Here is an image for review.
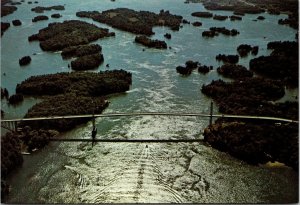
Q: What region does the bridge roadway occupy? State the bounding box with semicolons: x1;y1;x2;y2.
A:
1;112;298;123
1;112;297;144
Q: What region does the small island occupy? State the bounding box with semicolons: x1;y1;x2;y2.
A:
217;64;253;79
135;36;167;49
192;21;202;27
71;53;104;70
216;54;239;64
51;13;62;18
176;60;213;75
12;19;22;26
202;27;239;38
191;11;213;18
28;20;115;51
213;15;228;21
230;15;242;21
32;15;49;22
176;60;199;75
19;56;31;66
237;44;259;57
198;65;213;74
250;41;298;87
31;5;65;13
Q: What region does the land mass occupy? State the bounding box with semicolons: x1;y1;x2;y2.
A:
188;0;298;29
28;20;115;51
31;5;65;13
2;69;132;202
76;8;185;36
250;41;298;87
9;70;132;155
202;37;298;170
13;70;131;146
28;20;114;70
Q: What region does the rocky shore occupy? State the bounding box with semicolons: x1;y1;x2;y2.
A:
76;8;185;36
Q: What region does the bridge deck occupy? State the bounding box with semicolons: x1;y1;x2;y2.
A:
1;112;298;123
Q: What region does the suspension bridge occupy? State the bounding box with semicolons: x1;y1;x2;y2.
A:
1;103;298;143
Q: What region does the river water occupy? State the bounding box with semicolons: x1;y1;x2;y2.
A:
1;0;298;203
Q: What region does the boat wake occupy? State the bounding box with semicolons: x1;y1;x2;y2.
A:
64;143;185;203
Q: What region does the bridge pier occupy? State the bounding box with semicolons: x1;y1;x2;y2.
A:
92;112;97;146
209;101;213;126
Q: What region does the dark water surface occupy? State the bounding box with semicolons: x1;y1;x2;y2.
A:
1;0;298;203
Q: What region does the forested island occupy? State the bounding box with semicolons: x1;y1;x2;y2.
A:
1;70;132;201
76;8;186;35
202;40;298;171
